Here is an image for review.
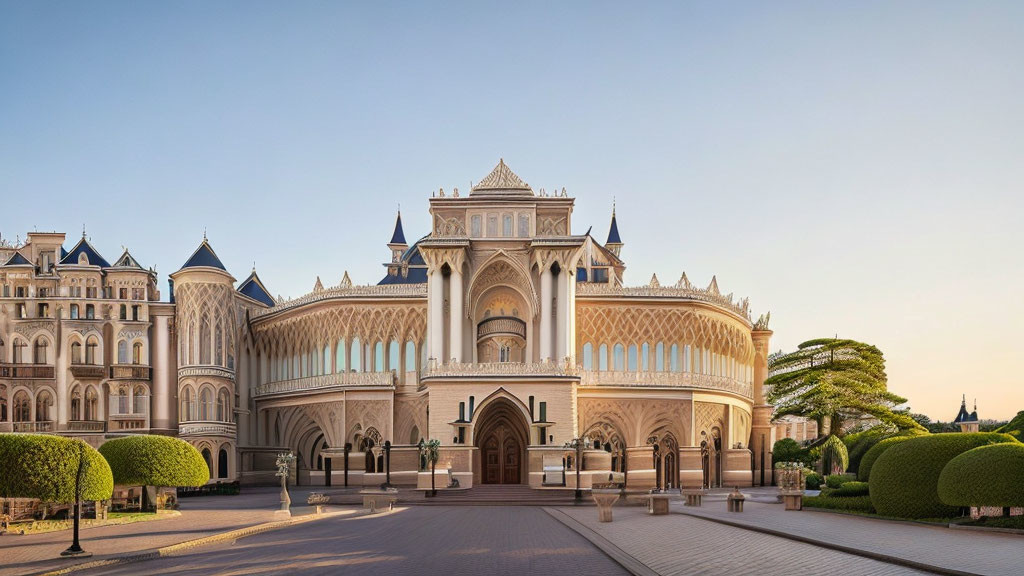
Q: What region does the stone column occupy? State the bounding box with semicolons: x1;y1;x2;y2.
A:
555;266;568;363
449;263;463;363
151;312;171;432
750;329;775;486
539;264;553;362
428;268;444;363
237;346;250;446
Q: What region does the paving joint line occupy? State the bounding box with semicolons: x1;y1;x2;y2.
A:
543;507;659;576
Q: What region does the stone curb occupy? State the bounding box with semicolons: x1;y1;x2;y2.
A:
674;508;978;576
29;509;347;576
542;507;658;576
947;523;1024;536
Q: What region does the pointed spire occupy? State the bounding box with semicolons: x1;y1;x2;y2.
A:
606;199;623;258
313;276;324;292
470;159;532;195
675;273;691;289
340;271;352;288
707;275;720;295
389;209;407;245
649;273;660;288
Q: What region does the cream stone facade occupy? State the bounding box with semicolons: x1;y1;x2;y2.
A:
0;160;777;491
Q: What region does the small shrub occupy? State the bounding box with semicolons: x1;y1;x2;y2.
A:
804;494;874;513
821;435;849;474
938;443;1024;508
772;438;812;467
0;434;113;503
869;432;1019;519
805;472;823;490
825;473;857;489
833;481;870;497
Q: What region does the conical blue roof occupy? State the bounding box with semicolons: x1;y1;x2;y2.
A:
390;211;407;245
607;210;622;244
60;237;110;267
180;239;226;271
2;251;31;267
237;271;275;307
953;396;973;423
110;249;144;269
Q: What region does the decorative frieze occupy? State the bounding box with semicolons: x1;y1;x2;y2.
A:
579;370;753;398
253;371;395;398
252;283;427;318
577;279;753;322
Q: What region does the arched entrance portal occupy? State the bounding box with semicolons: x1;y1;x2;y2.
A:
474;397;529;484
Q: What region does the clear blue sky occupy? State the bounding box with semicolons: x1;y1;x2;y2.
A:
2;1;1022;420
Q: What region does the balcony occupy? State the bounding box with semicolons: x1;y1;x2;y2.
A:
70;364;105;379
12;421;54;433
0;364;55;379
179;421;237;437
477;316;527;341
110;364;152;380
66;420;106;433
579;370;753;398
423;361;578;379
253;371;394;398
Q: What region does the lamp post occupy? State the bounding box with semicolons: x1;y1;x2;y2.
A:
275;452;295;516
382;441;392;489
425;439;440;497
564;436;588;502
343;443;351;487
60;443;89;558
648;435;661;492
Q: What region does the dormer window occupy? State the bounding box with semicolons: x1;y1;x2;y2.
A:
502;214;512;236
78;253;88;265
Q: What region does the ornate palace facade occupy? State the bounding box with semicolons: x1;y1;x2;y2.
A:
0;160;776;490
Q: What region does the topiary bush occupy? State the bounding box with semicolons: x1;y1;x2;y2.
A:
995;410;1024;441
832;480;870;497
825;473;857;489
869;432;1019;519
844;427;890;474
821;435;849;475
805;471;823;490
772;438;805;466
0;434;113;503
99;435;209;488
938;443;1024;509
859;436;911;482
804;494;874;512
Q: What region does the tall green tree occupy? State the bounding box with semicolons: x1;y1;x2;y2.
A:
766;338;923;437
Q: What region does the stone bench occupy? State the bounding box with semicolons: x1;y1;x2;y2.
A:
681;489;706;507
643;492;675;516
307;493;331;514
359;489;398;514
727;487;745;513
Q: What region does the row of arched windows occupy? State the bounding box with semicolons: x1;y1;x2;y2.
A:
0;385;53;422
200;445;231;480
259;338;425;384
581;342;752;383
116;340;145;365
179;384;233;423
2;336;52;365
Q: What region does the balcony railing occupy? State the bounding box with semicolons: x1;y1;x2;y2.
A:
66;420;106;433
179;421;237;437
579;370;753;398
12;421;54;433
70;364;105;379
477;316;527;341
424;361;579;378
110;364;152;380
109;395;149;418
253;371;394;397
0;364;55;379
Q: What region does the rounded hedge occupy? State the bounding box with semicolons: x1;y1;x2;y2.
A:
99;435;209;488
821;434;849;474
869;432;1019;519
938;443;1024;508
0;434;113;502
859;436;911;482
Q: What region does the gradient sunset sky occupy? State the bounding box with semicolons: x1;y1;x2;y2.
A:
2;2;1021;420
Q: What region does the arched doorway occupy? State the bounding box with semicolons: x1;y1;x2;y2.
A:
473;397;529;485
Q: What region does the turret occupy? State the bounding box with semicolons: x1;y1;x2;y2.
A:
953;394;980;433
606;203;623;258
387;209;408;264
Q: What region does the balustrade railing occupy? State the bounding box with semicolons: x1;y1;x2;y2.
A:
424;361;578;378
12;421;54;433
579;370;752;397
110;364;152;380
66;420;106;433
0;364;55;379
476;316;527;340
179;421;236;437
253;371;395;397
70;364;105;379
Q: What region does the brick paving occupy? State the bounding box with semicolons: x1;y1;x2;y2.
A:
552;504;934;576
75;506;628;576
0;487;293;576
675;499;1023;576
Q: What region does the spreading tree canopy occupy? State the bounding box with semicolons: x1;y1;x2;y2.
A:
0;434;113;503
99;435;209;488
765;338;923;436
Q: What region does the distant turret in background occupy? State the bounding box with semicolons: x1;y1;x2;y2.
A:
606;203;623;258
953;395;980;433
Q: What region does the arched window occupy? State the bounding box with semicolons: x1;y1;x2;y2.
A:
336;340;346;372
118;387;128;415
12;339;26;364
627;345;638;371
409;425;420;445
200;388;213;420
582;343;593;370
117;340;128;364
180;387;195;422
598;344;608;371
292;353;299;378
14;391;31;422
671;344;680;372
374;342;384;372
350;337;361;372
655;342;665;371
613;344;625;371
70;304;79;319
85;387;98;420
70;387;82;421
0;385;7;422
641;343;650;371
215;325;223;366
36;390;53;421
301;352;309;377
683;345;691;372
202;448;213;478
85;304;95;319
133;342;143;365
389;340;400;372
200;319;211;365
34;338;49;364
405;341;416;372
216;389;230;422
133;385;146;414
86;337;98;365
323;345;331;375
218;448;229;479
70;341;83;365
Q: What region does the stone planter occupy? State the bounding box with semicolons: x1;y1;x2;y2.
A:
591;488;621;522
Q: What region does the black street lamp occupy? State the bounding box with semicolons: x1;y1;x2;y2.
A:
343;443;352;487
564;436;588;502
60;443;90;558
382;441;393;488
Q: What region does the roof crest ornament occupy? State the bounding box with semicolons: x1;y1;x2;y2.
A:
470;159;532;195
649;273;660;288
340;271;352;288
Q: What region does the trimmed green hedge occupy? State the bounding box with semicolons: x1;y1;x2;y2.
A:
821;435;849;475
805;471;823;490
859;436;911;481
825;474;857;489
772;438;806;466
99;435;209;488
844;427;890;473
832;481;870;497
869;433;1019;519
995;410;1024;441
938;443;1024;508
0;434;113;503
804;494;874;512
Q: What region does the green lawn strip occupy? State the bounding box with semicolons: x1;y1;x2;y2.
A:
9;510;179;535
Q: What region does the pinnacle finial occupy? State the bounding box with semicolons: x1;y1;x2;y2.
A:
203;227;207;241
82;223;86;238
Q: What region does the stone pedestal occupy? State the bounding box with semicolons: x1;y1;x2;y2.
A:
681;489;705;507
360;488;399;514
646;493;673;515
591;489;621;522
781;492;803;511
727;488;745;513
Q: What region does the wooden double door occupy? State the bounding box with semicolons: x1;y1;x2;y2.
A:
481;425;522;484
